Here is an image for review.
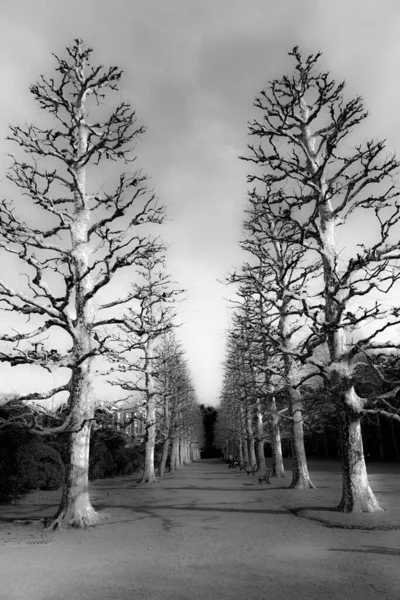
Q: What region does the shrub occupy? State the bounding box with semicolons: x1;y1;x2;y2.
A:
89;441;117;480
89;428;145;480
0;429;64;503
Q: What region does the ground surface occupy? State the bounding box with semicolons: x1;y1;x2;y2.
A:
1;458;400;600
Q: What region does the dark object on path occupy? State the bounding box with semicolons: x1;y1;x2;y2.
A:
245;464;258;476
258;469;272;485
239;462;247;471
233;458;240;469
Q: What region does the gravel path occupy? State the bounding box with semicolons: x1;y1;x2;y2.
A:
1;459;400;600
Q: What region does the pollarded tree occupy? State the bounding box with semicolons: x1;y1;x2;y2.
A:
243;47;400;512
155;333;183;477
169;366;198;471
110;254;180;483
230;189;318;487
0;40;164;528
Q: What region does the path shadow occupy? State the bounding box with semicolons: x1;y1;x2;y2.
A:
329;546;400;556
100;503;291;515
157;486;290;492
289;506;338;514
0;504;57;522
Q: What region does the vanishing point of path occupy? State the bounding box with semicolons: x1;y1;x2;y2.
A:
1;459;400;600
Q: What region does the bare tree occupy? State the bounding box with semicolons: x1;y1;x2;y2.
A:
236;190;318;487
242;47;400;511
0;40;164;528
110;254;180;483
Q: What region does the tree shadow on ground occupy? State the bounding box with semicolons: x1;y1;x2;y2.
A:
329;546;400;556
0;504;56;522
288;506;338;514
93;503;291;516
155;486;290;492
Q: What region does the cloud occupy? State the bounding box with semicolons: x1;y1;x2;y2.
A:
1;0;400;406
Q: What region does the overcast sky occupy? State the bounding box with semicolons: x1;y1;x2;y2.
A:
1;0;400;407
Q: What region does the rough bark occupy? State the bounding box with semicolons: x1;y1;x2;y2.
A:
241;437;249;464
255;398;266;471
238;438;244;464
46;422;102;530
158;394;170;477
139;336;158;483
140;398;157;483
170;436;181;471
270;397;285;477
289;390;315;489
337;391;383;512
158;437;170;477
246;413;257;466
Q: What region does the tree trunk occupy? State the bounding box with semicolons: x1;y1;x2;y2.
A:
255;399;266;472
140;397;157;483
193;443;200;460
181;439;189;465
238;438;244;463
158;437;170;477
242;438;249;464
170;437;181;471
289;390;314;489
270;397;285;477
47;80;100;528
246;415;257;466
337;394;383;512
46;421;101;530
179;438;187;465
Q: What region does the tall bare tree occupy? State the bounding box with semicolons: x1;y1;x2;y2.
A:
242;47;400;512
0;40;164;528
239;190;317;487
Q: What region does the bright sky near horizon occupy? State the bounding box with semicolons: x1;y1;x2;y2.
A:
1;0;400;407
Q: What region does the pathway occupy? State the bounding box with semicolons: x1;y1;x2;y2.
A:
0;458;399;600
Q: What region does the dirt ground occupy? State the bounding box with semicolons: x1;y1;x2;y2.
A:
1;458;400;600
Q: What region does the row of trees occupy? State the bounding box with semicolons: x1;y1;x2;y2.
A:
216;48;400;513
0;40;203;529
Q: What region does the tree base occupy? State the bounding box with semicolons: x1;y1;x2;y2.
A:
43;506;109;531
289;478;315;490
138;473;159;484
337;493;384;513
272;470;286;478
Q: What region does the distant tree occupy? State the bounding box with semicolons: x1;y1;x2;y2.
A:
110;254;180;483
228;189;318;487
200;404;218;457
0;40;164;528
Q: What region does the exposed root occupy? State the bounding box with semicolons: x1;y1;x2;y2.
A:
337;497;384;514
43;507;109;531
289;479;316;490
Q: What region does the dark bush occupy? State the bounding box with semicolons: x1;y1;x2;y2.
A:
89;428;145;480
0;428;64;503
89;441;117;480
15;442;64;491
